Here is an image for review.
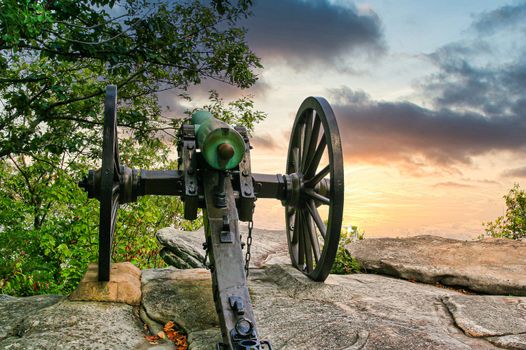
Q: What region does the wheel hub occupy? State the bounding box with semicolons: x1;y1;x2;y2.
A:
282;173;330;208
282;172;303;208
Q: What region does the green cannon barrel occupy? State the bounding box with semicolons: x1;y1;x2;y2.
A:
191;110;246;170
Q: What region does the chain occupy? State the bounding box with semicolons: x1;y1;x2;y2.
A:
202;242;210;270
244;205;255;277
244;219;253;277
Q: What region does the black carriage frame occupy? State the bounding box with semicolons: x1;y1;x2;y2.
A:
79;85;344;349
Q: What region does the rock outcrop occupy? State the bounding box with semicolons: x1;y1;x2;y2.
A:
156;228;207;269
2;229;526;349
141;264;526;349
156;227;290;269
346;235;526;296
0;295;154;349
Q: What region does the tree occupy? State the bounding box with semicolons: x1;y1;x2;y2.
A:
0;0;261;159
0;0;266;295
483;184;526;240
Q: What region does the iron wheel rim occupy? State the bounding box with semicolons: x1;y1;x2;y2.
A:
98;85;121;281
284;97;344;282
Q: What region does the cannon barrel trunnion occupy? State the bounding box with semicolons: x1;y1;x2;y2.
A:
79;85;344;349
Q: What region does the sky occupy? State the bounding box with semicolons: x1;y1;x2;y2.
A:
167;0;526;239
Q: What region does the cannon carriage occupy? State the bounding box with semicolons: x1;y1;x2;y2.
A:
79;85;344;349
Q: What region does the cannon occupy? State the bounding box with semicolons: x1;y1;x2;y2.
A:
79;85;344;349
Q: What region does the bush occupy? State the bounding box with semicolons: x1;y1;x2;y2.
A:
482;184;526;240
331;226;364;274
0;157;200;296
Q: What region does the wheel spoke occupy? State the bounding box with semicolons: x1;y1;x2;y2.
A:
292;147;300;172
110;194;119;254
303;116;321;173
114;125;121;173
304;188;330;205
297;123;304;171
291;210;298;244
305;136;326;177
307;199;326;239
297;210;305;267
306;164;330;187
301;209;314;272
305;213;321;262
301;110;313;170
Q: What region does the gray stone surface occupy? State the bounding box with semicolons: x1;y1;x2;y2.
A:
0;294;65;341
3;230;525;349
157;228;206;268
443;295;526;338
156;227;289;269
141;264;526;349
252;265;495;350
487;334;526;350
141;267;219;334
0;297;154;350
187;329;222;350
347;235;526;295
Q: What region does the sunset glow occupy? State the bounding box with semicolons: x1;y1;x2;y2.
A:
165;0;526;239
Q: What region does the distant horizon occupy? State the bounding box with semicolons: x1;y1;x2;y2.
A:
159;0;526;239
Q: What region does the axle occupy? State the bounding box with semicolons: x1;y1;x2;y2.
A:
79;169;329;207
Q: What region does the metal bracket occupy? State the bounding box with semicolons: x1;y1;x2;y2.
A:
214;171;228;208
234;126;256;222
220;214;234;243
229;296;245;315
180;124;199;220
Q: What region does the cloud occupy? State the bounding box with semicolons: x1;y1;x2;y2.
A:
185;77;270;101
251;133;281;151
331;86;526;171
154;77;270;121
324;3;526;174
244;0;385;67
502;166;526;178
432;182;474;188
422;43;526;117
471;2;526;34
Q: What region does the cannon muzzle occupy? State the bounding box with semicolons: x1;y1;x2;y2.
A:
191;110;245;170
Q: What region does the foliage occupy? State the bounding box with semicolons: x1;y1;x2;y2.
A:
0;144;198;296
0;0;260;158
481;184;526;240
331;225;364;274
0;0;266;296
199;90;266;135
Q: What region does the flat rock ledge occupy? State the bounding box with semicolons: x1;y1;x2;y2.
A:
2;228;526;349
1;264;526;349
347;235;526;296
0;295;154;350
140;265;526;350
156;227;290;269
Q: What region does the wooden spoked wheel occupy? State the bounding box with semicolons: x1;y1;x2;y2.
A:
98;85;122;281
284;97;344;282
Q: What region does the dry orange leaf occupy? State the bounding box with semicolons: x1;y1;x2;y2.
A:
145;335;159;345
143;320;188;350
164;321;175;332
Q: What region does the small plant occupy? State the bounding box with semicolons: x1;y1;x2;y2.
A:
481;184;526;240
331;225;364;274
